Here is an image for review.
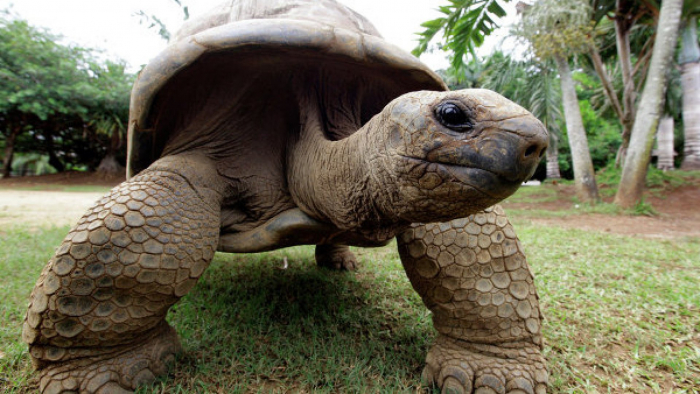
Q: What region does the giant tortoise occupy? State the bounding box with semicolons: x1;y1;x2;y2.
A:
23;0;549;392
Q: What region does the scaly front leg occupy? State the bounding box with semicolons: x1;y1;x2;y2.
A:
23;154;223;393
398;205;547;394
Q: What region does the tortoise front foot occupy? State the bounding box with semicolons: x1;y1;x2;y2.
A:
397;208;549;393
423;335;547;394
38;322;181;394
315;244;358;270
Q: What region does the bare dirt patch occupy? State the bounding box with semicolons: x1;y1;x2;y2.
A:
0;172;123;229
0;189;107;229
0;171;124;188
506;181;700;239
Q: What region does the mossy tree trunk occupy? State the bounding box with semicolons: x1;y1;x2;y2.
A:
656;116;675;171
555;55;599;202
546;136;561;179
680;16;700;170
613;0;638;166
615;0;683;208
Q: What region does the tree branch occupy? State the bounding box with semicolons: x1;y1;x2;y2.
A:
588;45;625;121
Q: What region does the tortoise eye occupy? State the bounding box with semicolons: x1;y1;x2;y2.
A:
435;102;473;132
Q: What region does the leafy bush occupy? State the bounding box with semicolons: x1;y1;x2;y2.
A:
554;99;621;180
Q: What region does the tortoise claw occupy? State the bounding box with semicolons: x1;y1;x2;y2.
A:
422;335;547;394
37;323;181;394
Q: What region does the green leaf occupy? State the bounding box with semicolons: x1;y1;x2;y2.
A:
421;18;446;29
487;1;507;18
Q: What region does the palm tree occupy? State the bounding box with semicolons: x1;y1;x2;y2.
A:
587;1;657;165
655;57;683;170
615;0;683;207
656;116;675;170
530;64;564;179
517;0;600;201
589;0;700;172
679;10;700;169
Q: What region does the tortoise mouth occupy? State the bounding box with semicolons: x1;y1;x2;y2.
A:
399;156;522;200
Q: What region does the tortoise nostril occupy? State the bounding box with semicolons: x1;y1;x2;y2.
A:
524;144;538;158
538;148;546;159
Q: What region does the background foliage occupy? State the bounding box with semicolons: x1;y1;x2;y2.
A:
0;11;133;177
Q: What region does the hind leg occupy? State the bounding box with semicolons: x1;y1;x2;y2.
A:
398;205;547;393
315;244;358;270
23;154;224;393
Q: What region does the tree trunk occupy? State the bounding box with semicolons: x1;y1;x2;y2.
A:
1;125;22;178
589;45;625;123
679;17;700;170
546;136;561;179
590;42;632;167
656;116;674;171
681;61;700;169
96;154;124;175
2;142;15;178
615;0;682;208
97;126;124;175
614;0;637;167
44;129;65;172
555;55;600;202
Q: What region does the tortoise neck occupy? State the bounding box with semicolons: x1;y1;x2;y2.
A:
288;99;407;241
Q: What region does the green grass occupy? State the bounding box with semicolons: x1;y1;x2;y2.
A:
506;201;656;219
520;225;700;393
0;226;72;392
1;220;698;393
503;184;561;205
147;245;434;393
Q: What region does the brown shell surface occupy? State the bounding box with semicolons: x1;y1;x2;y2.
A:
126;0;446;177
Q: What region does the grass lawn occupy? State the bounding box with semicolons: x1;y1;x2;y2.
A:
1;204;698;392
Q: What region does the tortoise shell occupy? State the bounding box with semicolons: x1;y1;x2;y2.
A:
126;0;446;177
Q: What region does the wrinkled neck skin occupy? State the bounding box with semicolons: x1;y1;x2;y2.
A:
288;92;406;243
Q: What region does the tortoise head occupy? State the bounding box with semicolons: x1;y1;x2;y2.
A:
374;89;548;223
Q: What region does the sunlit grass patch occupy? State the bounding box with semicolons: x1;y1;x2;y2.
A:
522;225;700;392
0;225;70;393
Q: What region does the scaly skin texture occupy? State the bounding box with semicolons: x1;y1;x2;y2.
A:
23;154;223;393
398;205;547;394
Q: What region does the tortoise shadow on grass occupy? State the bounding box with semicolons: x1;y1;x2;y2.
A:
159;247;434;391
